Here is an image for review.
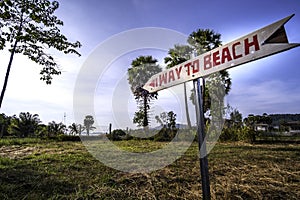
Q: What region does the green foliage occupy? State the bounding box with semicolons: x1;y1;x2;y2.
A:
269;114;300;125
0;113;11;137
152;128;177;142
128;56;161;92
164;45;193;128
241;113;273;143
0;111;76;139
164;44;193;68
0;0;81;108
188;29;221;54
218;108;257;143
244;114;272;127
0;137;42;146
127;56;162;127
237;126;257;143
0;0;81;83
69;123;83;135
155;111;177;130
187;29;231;114
229;108;243;127
153;111;178;142
54;135;81;141
35;123;48;137
219;127;239;142
107;129;128;141
8;112;41;137
47;121;66;137
83;115;95;136
133;109;146;127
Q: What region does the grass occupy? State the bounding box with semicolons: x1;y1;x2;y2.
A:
0;137;43;147
0;138;299;199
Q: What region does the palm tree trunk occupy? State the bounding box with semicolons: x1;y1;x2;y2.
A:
183;83;191;128
0;14;23;108
143;94;148;127
86;125;90;136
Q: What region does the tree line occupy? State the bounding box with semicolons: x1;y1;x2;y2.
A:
0;112;95;138
1;1;297;144
1;1;230;136
1;109;297;143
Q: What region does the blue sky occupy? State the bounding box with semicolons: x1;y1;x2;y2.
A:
0;0;300;129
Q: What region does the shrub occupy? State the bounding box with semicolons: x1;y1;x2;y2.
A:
152;128;177;142
108;129;127;141
237;127;257;143
219;127;239;142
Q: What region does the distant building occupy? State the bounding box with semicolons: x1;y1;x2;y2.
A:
285;121;300;133
255;123;269;132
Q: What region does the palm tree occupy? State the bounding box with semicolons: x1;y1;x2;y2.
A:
164;44;193;128
188;29;232;113
36;124;48;137
127;56;162;127
84;115;95;136
68;123;83;135
9;112;41;137
188;29;222;54
0;113;11;138
47;121;66;137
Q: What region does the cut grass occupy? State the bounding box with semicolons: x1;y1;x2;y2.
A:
0;138;299;199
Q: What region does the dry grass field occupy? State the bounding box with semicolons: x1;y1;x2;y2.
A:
0;138;299;199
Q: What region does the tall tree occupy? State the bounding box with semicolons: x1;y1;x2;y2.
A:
0;0;81;108
164;44;193;128
188;29;231;113
84;115;94;136
127;56;162;127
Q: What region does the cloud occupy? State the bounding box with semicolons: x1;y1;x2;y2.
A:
227;79;300;115
0;48;83;124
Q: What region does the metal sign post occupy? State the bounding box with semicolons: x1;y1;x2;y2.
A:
194;78;210;200
143;14;299;199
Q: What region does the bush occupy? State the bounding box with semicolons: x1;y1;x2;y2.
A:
108;129;127;141
219;127;239;142
237;127;257;143
152;128;177;142
58;135;81;141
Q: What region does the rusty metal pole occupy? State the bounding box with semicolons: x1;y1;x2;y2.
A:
193;78;211;200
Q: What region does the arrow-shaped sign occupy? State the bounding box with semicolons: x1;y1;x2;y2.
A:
143;14;300;93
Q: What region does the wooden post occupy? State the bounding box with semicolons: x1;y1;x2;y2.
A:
109;123;112;135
